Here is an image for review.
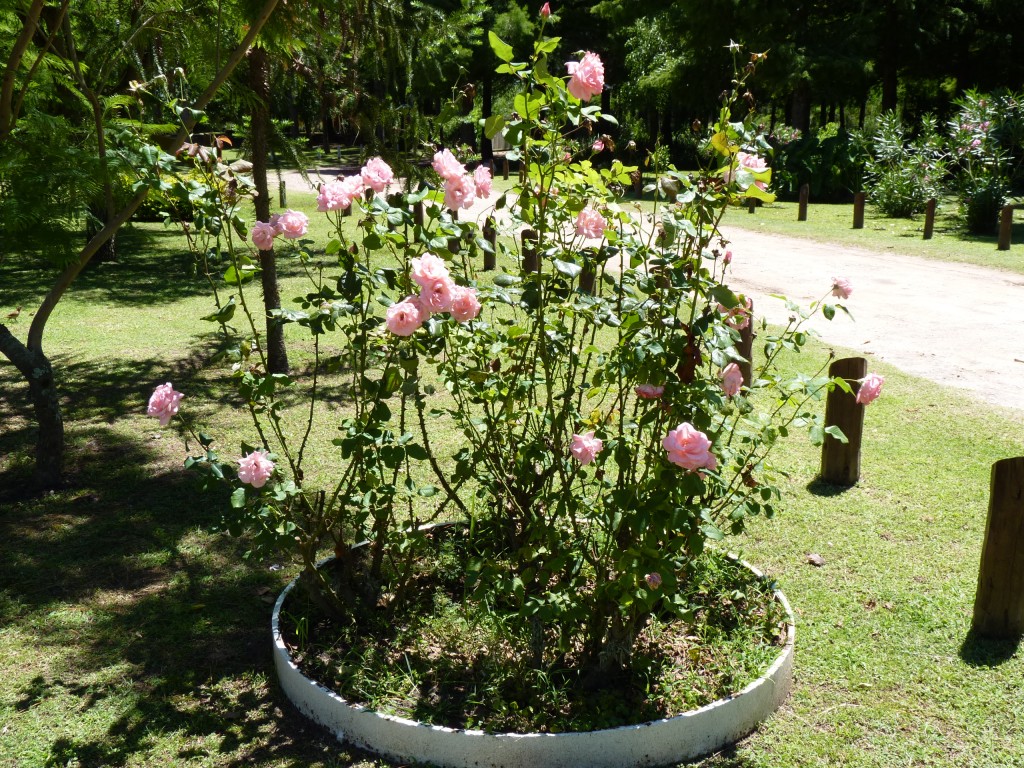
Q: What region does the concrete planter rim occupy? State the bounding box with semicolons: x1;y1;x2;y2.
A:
272;552;795;768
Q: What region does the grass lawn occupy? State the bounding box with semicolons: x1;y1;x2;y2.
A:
721;197;1024;276
1;194;1023;767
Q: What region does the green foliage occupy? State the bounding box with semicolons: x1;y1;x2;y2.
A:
771;128;869;203
865;113;945;217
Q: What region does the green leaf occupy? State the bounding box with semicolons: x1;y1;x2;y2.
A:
710;285;740;308
223;265;255;285
822;303;836;321
493;273;521;287
484;114;505;140
825;425;848;443
488;31;514;63
701;523;725;541
553;259;582;279
230;487;246;509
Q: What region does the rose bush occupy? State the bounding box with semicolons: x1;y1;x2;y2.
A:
151;28;873;676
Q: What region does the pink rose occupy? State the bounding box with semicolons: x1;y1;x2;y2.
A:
566;52;604;102
723;249;733;265
410;252;451;289
318;175;364;211
432;148;465;181
147;382;183;427
645;572;662;590
719;297;752;331
419;277;456;314
473;165;493;198
444;173;477;210
575;206;606;239
450;285;482;322
275;209;309;239
831;276;852;300
570;431;603;465
361;157;394;193
540;2;551;18
855;373;884;405
592;139;605;153
386;296;427;336
251;221;277;251
635;384;664;400
720;363;743;398
663;422;717;472
725;151;768;190
238;449;275;489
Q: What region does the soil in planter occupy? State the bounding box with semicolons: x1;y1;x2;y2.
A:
279;530;789;734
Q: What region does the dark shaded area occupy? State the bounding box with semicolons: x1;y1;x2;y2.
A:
805;478;854;497
959;627;1021;668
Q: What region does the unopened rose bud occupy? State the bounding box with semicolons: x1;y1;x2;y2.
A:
540;2;551;18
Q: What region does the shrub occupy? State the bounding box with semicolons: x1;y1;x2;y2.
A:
865;112;944;217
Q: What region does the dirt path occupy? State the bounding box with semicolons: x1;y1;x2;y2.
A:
280;170;1024;413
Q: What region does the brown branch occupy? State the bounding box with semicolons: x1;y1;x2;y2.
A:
25;0;283;355
0;0;46;137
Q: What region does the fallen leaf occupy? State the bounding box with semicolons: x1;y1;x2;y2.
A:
806;553;826;567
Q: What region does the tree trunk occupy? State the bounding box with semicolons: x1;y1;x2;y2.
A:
249;46;289;375
0;326;63;489
790;81;811;135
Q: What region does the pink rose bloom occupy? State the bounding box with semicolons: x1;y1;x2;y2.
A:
635;384;665;400
410;252;451;289
386;296;427;336
318;175;364;211
570;431;603;465
275;209;309;239
720;363;743;398
450;285;482;322
855;373;884;405
251;221;277;251
719;297;752;331
540;2;551;18
432;148;465;181
725;151;768;190
361;157;394;193
592;139;605;153
419;277;456;314
444;173;477;210
723;249;733;265
663;422;717;472
147;382;183;427
645;572;662;590
473;165;493;198
831;276;852;300
575;206;606;239
566;52;605;102
238;449;275;489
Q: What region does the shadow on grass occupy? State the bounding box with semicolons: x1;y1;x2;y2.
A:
959;627;1021;668
805;478;854;497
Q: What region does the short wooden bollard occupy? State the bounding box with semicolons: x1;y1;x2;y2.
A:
853;192;865;229
483;217;497;271
279;180;287;208
798;183;809;222
634;173;643;199
747;198;756;214
737;300;755;388
448;209;460;254
819;356;867;486
579;268;596;294
522;229;539;273
502;157;509;181
413;201;424;227
997;205;1013;251
923;198;936;240
972;457;1024;638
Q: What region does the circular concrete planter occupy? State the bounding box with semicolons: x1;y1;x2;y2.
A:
272;560;794;768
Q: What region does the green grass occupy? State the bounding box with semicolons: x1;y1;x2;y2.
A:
2;194;1023;767
721;197;1024;276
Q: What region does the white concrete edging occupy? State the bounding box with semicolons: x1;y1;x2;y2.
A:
272;560;794;768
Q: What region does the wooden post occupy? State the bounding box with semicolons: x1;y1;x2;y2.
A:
747;197;756;214
502;156;509;181
798;183;809;221
448;208;460;254
819;356;868;486
923;198;936;240
853;192;865;229
997;205;1013;251
522;229;539;273
279;180;287;208
972;457;1024;639
483;216;497;271
579;268;596;294
737;300;755;388
633;172;643;199
413;201;424;227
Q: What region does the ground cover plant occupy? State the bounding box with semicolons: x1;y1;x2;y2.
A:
2;215;1022;764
